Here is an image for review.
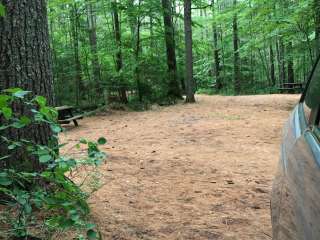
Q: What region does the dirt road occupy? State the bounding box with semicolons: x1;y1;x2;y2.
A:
61;94;299;240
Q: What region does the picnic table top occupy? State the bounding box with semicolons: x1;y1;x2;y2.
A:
282;82;303;86
55;105;74;111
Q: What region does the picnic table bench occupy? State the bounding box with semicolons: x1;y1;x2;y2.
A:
55;106;83;126
278;82;304;93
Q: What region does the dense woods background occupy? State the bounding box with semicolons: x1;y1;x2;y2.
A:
48;0;320;107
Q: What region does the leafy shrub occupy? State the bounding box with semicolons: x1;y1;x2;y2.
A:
0;89;106;239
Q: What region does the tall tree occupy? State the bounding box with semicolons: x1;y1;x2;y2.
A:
184;0;195;103
70;3;83;106
269;44;276;86
287;41;294;85
0;0;54;171
277;38;286;85
161;0;182;99
233;0;241;94
87;2;102;99
127;0;143;101
212;0;222;90
112;0;128;103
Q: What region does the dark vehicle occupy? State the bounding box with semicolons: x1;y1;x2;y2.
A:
271;56;320;240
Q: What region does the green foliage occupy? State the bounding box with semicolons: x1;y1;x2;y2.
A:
0;89;106;239
0;3;5;17
48;0;318;102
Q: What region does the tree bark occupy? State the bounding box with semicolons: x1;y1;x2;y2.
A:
212;0;222;90
70;3;83;106
287;41;294;85
278;38;286;85
233;0;241;95
112;0;128;103
269;44;276;86
128;0;143;102
87;2;102;99
0;0;54;171
184;0;195;103
161;0;182;99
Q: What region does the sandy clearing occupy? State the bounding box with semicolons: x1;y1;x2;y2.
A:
60;94;299;240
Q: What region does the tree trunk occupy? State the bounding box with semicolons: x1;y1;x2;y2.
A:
71;3;83;106
184;0;195;103
278;38;286;85
287;41;294;85
161;0;182;99
87;2;102;100
128;0;143;102
0;0;54;171
112;0;128;104
269;44;276;86
134;18;142;102
212;0;222;90
233;0;241;95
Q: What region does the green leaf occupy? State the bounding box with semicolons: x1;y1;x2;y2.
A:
0;172;12;186
39;155;52;163
4;88;22;93
87;229;98;240
51;124;62;133
0;4;5;17
11;121;25;129
20;116;31;126
76;235;86;240
80;138;87;144
35;96;47;107
1;107;12;120
97;137;107;145
86;223;96;229
0;95;10;108
0;155;9;161
8;144;16;150
13;90;30;99
0;125;9;130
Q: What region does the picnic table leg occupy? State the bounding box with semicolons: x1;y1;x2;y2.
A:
73;120;79;127
67;109;78;127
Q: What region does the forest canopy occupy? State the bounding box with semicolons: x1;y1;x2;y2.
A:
45;0;320;107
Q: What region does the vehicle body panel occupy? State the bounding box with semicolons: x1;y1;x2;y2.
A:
272;104;320;240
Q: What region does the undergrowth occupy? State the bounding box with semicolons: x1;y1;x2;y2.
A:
0;88;106;239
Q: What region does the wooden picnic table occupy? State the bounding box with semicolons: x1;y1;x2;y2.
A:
55;105;83;126
278;82;304;93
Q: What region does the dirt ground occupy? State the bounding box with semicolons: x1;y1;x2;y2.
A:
60;94;299;240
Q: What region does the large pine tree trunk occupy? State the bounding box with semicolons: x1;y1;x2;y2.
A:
0;0;54;171
233;0;241;95
184;0;195;103
161;0;182;99
112;0;128;104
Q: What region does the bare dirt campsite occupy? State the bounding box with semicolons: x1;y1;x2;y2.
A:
60;94;299;240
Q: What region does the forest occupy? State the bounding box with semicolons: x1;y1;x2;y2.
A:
47;0;320;107
0;0;320;239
